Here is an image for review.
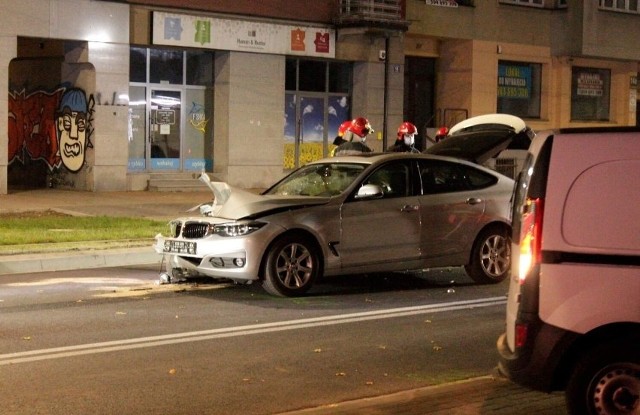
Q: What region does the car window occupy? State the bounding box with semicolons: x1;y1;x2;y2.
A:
506;130;533;150
419;160;495;194
362;162;411;198
265;163;366;196
463;165;498;189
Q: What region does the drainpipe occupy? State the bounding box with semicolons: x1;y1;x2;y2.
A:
383;34;389;150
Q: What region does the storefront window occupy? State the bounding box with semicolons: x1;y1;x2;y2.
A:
150;49;183;84
298;60;327;92
328;62;351;93
129;47;213;172
187;51;214;86
571;67;611;121
284;59;352;169
130;47;147;83
497;61;541;119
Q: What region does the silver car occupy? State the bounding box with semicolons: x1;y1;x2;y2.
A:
154;151;515;297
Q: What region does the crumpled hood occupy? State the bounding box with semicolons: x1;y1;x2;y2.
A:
196;173;329;220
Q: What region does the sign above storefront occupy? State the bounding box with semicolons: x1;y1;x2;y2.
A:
425;0;459;7
153;11;335;58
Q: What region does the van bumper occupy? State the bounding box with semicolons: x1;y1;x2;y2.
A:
497;319;579;393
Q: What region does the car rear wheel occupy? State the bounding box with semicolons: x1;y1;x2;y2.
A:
262;234;320;297
464;225;510;284
566;341;640;415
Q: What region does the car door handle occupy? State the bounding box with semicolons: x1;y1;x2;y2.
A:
401;204;419;212
466;198;483;205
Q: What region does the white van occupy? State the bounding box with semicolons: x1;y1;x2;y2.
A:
497;127;640;415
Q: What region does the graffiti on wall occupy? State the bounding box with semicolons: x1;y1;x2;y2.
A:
9;87;95;172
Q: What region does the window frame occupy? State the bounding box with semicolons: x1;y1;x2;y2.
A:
498;0;567;9
599;0;640;14
570;66;612;122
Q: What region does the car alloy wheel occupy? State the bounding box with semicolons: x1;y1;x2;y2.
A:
262;234;320;297
464;225;511;284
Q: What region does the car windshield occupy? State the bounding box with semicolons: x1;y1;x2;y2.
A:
265;162;366;196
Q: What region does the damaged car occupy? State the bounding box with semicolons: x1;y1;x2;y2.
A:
154;148;515;297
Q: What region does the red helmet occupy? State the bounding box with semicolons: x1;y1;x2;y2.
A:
436;126;449;137
397;122;417;139
348;117;374;138
337;120;352;137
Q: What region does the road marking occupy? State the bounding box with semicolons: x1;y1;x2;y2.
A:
0;297;505;366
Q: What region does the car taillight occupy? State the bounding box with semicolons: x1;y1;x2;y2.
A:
518;197;544;284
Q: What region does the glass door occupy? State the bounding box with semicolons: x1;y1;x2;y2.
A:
149;89;181;170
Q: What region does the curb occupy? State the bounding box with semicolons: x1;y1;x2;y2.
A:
0;247;162;275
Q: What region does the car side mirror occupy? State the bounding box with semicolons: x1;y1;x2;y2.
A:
355;184;384;199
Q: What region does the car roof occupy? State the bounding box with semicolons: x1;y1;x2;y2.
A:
307;152;509;177
311;152;440;165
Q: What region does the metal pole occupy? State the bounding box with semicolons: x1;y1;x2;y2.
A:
383;35;389;150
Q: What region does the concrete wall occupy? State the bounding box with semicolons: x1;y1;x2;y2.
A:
213;51;286;188
0;0;130;194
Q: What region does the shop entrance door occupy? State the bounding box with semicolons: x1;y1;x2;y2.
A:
149;89;181;170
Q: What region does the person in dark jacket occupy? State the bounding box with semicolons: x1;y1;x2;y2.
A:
334;117;374;156
331;120;352;156
387;121;419;153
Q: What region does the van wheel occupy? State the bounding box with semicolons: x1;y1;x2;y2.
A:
566;342;640;415
262;234;320;297
464;226;510;284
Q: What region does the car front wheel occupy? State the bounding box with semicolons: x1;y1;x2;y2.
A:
464;225;510;284
566;341;640;415
262;234;320;297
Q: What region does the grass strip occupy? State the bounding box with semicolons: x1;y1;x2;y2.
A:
0;210;168;246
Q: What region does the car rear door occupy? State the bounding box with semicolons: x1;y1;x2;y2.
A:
417;159;487;262
339;160;421;269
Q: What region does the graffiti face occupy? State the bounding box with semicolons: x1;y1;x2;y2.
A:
56;89;89;172
57;109;87;171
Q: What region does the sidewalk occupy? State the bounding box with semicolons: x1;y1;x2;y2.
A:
0;188;568;414
278;373;566;415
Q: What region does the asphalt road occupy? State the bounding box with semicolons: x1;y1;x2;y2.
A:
0;266;566;414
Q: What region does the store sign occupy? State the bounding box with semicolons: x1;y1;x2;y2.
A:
576;72;604;97
153;11;335;58
425;0;459;6
498;64;531;99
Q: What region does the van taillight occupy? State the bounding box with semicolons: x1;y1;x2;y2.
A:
518;198;544;284
515;323;529;348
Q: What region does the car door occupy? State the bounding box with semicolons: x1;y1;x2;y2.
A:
417;159;487;262
339;160;421;269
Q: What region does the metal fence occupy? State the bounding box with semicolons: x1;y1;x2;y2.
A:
336;0;403;24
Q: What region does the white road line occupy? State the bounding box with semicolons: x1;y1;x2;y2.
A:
1;297;506;365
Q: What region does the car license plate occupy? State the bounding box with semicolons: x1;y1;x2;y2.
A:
164;240;197;254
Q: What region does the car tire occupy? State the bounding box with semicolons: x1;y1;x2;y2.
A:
262;234;320;297
565;341;640;415
464;225;510;284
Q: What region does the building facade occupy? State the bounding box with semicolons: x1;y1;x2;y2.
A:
0;0;638;194
406;0;640;138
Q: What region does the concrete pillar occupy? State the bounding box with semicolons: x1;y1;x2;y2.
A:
0;36;16;195
214;51;286;189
